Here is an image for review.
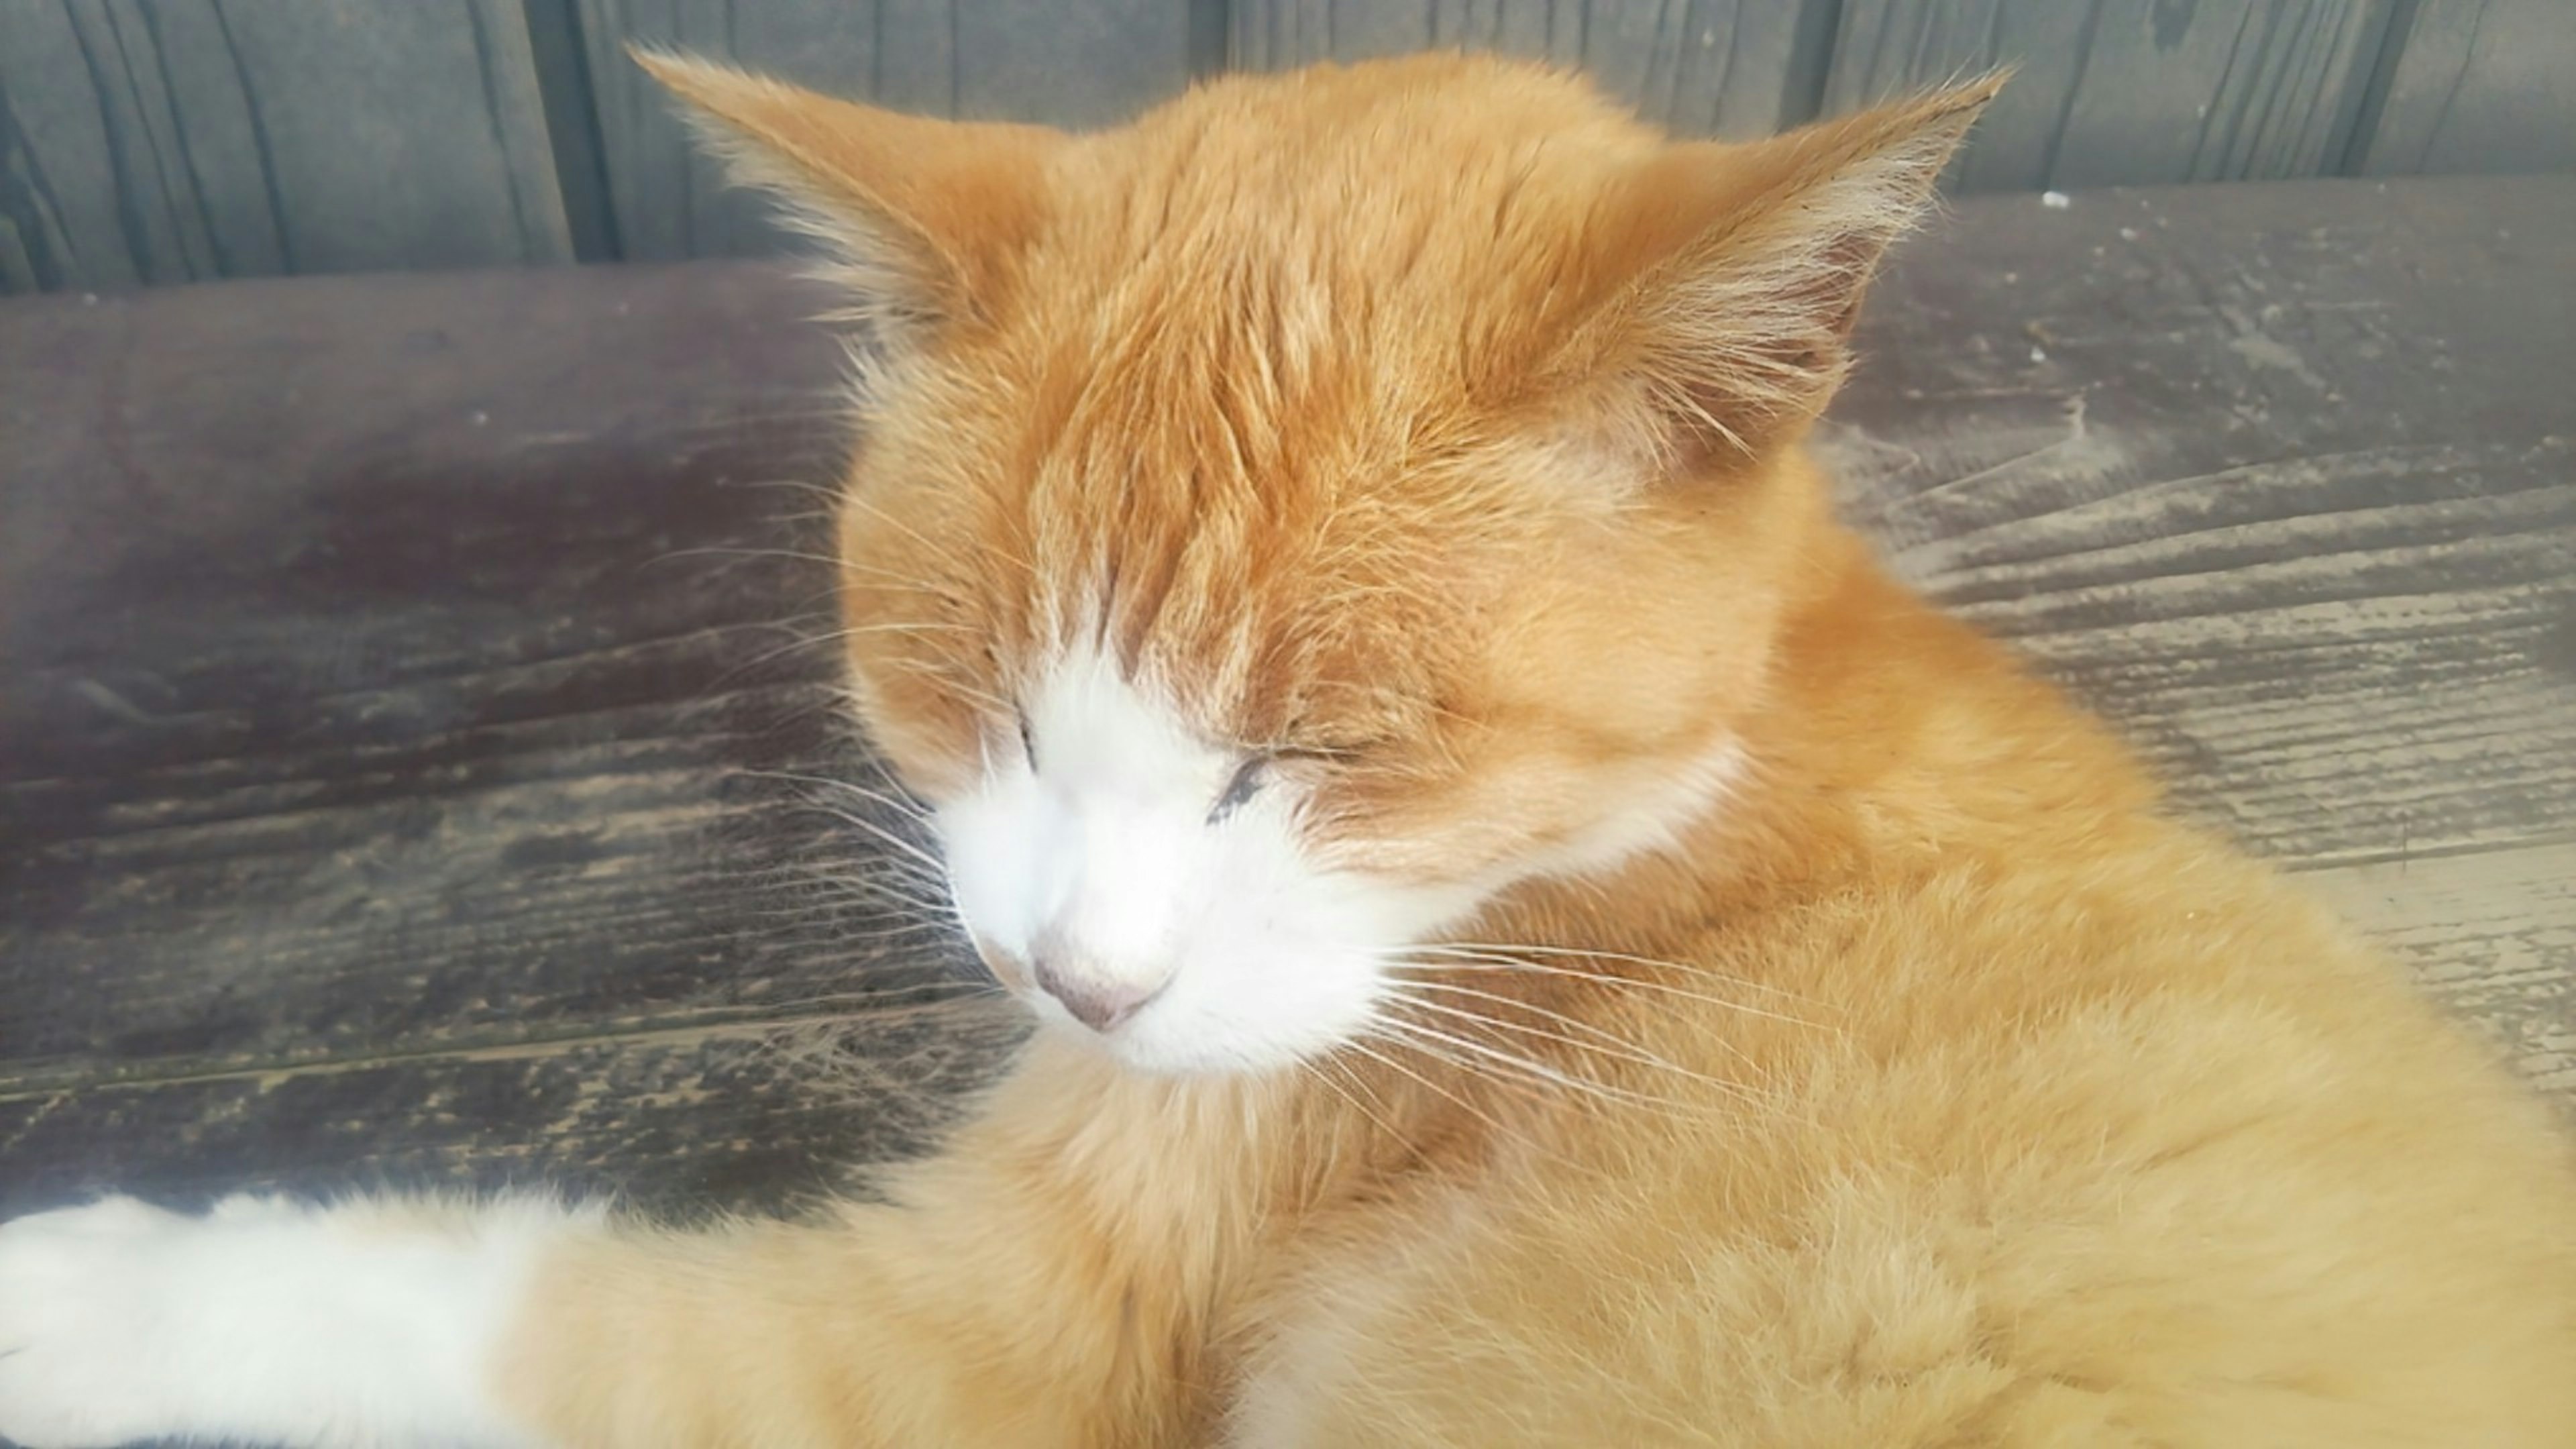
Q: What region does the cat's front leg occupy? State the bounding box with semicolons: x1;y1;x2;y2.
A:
0;1191;588;1448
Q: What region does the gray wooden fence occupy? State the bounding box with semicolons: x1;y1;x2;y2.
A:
4;0;2569;294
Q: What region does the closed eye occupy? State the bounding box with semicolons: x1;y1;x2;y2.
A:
1208;755;1269;824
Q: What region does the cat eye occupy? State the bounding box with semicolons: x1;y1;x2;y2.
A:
1208;755;1269;824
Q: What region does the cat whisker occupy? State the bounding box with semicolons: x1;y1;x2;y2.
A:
1294;1055;1414;1152
806;814;947;876
757;912;959;947
805;621;985;641
802;771;937;813
737;476;847;503
706;620;985;690
791;885;959;928
1382;959;1776;1079
653;543;852;570
1368;1011;1677;1114
815;877;954;915
1375;977;1761;1105
754;980;1006;1017
754;912;957;947
735;850;949;899
724;870;947;914
1359;1020;1566;1110
1313;1049;1407;1135
1416;941;1821;1008
802;863;950;900
1397;945;1829;1030
734;879;948;916
741;767;936;821
738;794;949;879
1374;991;1720;1114
805;804;947;860
1337;1033;1522;1144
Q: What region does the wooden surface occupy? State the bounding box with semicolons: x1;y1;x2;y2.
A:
0;263;1018;1216
2;176;2570;1226
5;1;2571;294
2355;0;2576;177
2306;844;2575;1097
0;0;571;293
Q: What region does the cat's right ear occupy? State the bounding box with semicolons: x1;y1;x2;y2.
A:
633;49;1063;337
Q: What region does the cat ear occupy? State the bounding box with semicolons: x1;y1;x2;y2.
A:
1552;73;2005;466
633;48;1063;336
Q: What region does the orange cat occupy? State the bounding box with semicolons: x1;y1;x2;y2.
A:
2;52;2571;1449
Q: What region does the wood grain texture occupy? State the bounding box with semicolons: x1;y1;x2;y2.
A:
0;0;570;295
1822;0;2398;191
573;0;1202;261
0;1012;1021;1220
1230;0;1834;137
0;260;1017;1215
2304;844;2576;1099
2355;0;2576;176
1;178;2568;1216
0;264;971;1081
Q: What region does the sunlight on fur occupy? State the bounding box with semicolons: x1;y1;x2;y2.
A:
0;49;2570;1449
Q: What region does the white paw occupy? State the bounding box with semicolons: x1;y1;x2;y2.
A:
0;1195;209;1448
0;1191;585;1449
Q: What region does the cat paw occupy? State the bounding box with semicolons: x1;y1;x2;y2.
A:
2;1190;589;1449
0;1195;203;1448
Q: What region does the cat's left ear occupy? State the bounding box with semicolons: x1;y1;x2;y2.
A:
1548;72;2006;467
634;49;1064;339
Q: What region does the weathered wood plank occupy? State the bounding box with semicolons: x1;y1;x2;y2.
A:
574;0;1202;262
0;262;990;1085
1821;0;2396;191
1826;176;2576;867
0;1008;1021;1220
0;0;570;294
2304;843;2576;1099
1230;0;1831;138
2355;0;2576;176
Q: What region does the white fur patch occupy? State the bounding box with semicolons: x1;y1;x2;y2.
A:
939;645;1476;1074
936;644;1739;1075
0;1193;585;1448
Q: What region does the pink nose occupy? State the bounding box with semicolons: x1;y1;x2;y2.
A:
1029;950;1167;1034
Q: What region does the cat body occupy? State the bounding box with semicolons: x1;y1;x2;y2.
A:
2;52;2571;1449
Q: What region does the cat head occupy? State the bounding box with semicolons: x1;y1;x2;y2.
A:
643;51;1996;1074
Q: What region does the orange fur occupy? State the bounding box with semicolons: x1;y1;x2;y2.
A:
496;53;2576;1445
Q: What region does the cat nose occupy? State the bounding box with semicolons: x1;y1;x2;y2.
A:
1028;937;1169;1034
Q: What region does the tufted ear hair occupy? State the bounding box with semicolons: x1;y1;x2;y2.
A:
634;48;1067;344
1547;73;2005;468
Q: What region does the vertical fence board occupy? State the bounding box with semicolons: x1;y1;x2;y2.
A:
0;0;569;295
1232;0;1833;138
2356;0;2575;176
6;0;2574;294
1823;0;2397;192
576;0;1200;262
